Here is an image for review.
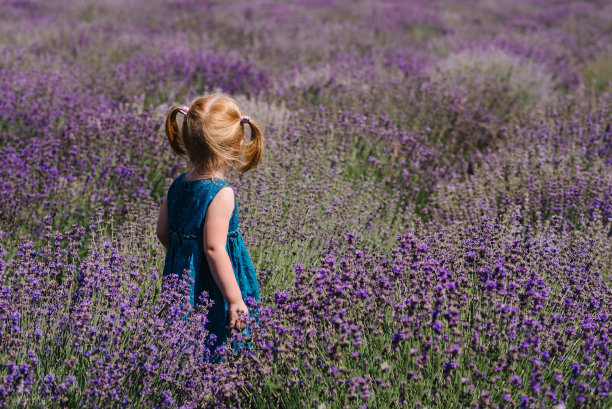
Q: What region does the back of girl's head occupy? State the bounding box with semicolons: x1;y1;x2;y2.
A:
164;92;263;174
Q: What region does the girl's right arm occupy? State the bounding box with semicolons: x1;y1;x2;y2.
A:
156;196;171;250
203;187;249;332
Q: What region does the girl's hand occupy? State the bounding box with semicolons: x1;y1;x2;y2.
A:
227;299;249;333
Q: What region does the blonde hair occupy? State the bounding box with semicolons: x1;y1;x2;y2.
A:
164;92;263;175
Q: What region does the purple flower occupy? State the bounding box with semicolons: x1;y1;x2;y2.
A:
392;332;405;343
432;320;444;334
509;375;522;386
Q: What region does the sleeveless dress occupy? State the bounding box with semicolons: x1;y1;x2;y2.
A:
162;172;261;362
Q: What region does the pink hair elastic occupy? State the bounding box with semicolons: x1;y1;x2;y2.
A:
179;106;190;115
240;115;251;124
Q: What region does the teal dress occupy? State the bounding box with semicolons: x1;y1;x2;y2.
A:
162;172;261;362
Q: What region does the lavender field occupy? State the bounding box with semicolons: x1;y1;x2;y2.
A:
1;0;611;408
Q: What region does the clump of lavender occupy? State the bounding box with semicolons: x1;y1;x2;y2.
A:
429;46;558;109
430;93;611;233
0;215;221;408
232;217;611;408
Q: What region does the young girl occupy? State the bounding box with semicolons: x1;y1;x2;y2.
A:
156;92;263;362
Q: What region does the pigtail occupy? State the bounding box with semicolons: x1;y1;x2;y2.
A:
165;106;187;156
239;118;263;172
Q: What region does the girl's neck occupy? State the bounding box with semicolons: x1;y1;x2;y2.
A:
186;167;225;181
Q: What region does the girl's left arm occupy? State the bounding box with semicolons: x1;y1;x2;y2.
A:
156;196;171;250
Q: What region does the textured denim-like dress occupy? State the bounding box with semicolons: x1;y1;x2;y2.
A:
162;172;261;362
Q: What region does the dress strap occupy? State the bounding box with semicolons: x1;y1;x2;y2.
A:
190;178;240;235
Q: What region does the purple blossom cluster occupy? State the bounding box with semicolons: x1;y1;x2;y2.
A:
0;0;611;408
238;220;611;407
0;216;216;407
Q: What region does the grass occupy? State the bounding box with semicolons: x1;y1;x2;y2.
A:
581;51;612;94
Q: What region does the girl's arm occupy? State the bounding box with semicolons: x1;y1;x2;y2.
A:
203;187;248;331
156;196;171;250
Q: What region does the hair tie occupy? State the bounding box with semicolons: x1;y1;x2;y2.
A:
179;105;190;115
240;115;251;124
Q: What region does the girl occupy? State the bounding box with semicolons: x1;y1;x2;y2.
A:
156;92;263;363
